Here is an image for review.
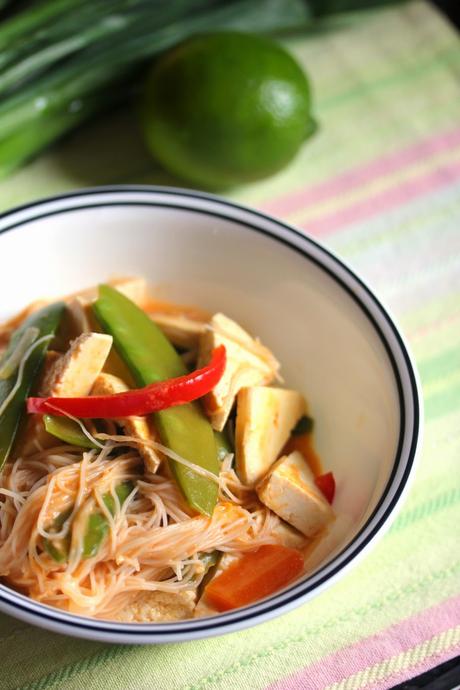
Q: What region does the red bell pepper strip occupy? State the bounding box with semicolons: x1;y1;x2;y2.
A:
27;346;226;418
204;544;304;612
314;471;335;504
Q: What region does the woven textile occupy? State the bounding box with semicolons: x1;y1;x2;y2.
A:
0;2;459;688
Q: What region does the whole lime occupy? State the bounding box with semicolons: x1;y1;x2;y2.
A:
139;32;315;189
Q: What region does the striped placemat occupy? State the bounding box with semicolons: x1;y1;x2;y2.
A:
0;2;459;688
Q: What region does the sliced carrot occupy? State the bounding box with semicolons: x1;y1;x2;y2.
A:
204;544;304;612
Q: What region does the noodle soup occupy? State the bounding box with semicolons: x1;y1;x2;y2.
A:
0;277;336;622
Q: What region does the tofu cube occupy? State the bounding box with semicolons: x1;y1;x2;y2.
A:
151;313;206;349
66;296;91;336
109;276;148;306
256;451;334;537
40;332;113;397
69;276;148;308
235;386;306;485
199;313;279;431
116;590;196;622
270;520;307;550
19;334;112;456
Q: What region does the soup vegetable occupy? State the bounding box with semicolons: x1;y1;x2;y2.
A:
0;278;335;621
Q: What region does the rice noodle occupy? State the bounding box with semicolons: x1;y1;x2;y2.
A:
0;436;284;618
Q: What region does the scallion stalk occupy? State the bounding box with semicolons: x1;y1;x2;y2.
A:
0;0;310;177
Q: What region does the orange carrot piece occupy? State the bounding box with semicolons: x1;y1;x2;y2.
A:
204;544;304;612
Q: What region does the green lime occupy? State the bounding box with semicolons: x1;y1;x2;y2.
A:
139;32;316;189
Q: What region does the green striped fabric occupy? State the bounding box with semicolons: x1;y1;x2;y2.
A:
1;2;460;688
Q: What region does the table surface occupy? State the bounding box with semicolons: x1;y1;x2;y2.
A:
1;2;460;689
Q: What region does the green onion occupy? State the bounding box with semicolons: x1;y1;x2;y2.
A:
0;0;310;176
0;327;39;380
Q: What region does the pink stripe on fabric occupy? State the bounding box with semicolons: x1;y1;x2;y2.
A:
267;595;460;690
261;127;460;217
299;158;460;237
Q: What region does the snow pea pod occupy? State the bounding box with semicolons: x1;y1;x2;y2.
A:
0;301;65;471
82;481;134;558
43;414;98;449
42;506;72;563
197;550;221;597
93;285;219;516
44;481;134;562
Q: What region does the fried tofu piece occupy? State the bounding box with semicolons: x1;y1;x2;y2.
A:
37;350;62;388
235;386;306;485
21;334;112;456
69;276;148;308
110;276;148;306
66;296;91;336
199;313;279;431
40;332;112;397
91;373;161;472
150;313;206;349
115;590;196;622
270;520;307;550
63;297;135;384
256;451;335;538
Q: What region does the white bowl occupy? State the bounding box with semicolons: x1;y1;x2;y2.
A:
0;187;422;643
